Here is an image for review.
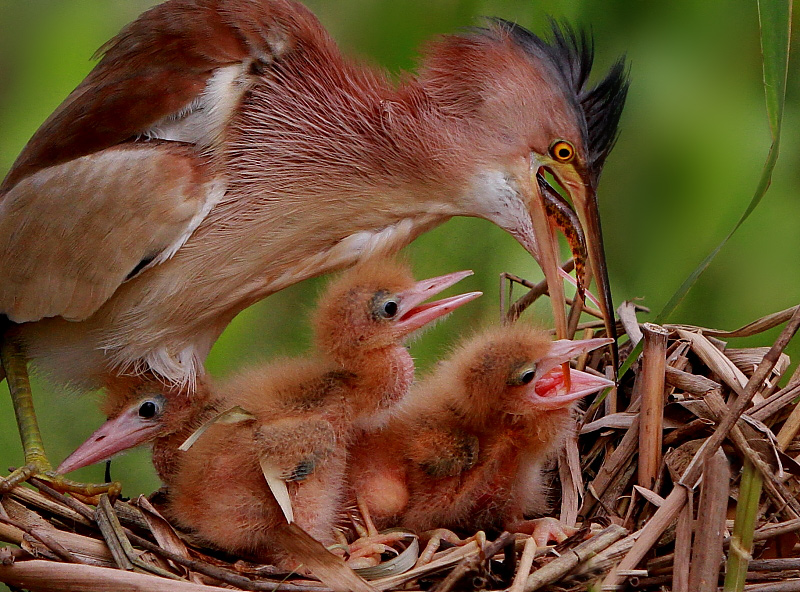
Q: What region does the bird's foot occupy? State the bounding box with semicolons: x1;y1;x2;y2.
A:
416;529;486;567
507;517;576;547
1;456;121;503
345;530;409;568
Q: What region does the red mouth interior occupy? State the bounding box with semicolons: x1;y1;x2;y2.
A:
534;368;565;398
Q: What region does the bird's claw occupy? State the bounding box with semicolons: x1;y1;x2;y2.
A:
416;529;485;567
0;463;40;493
509;517;576;546
0;461;121;503
344;531;413;569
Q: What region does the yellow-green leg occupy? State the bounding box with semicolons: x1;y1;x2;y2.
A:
0;329;120;498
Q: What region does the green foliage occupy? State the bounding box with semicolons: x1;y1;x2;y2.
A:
724;3;792;589
655;0;792;324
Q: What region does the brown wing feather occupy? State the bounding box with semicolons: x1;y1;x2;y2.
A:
1;0;328;190
0;144;220;323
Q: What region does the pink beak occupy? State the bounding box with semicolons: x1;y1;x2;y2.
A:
393;270;482;336
57;396;166;474
526;338;615;409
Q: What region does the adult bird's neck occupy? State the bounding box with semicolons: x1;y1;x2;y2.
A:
224;43;485;221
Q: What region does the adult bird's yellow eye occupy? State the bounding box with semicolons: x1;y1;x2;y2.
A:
549;140;575;163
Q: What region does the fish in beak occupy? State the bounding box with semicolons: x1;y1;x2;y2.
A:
537;163;619;373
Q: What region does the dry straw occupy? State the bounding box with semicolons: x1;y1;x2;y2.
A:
2;290;800;591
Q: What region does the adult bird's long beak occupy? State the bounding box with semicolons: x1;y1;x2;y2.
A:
394;270;482;336
57;396;166;474
545;168;619;374
526;337;615;409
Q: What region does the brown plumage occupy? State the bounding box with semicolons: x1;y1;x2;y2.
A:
163;260;478;566
58;259;479;565
349;324;612;544
1;0;626;489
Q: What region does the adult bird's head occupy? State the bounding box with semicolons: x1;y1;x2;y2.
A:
419;19;628;348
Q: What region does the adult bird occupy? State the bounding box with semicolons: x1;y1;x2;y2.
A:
0;0;627;492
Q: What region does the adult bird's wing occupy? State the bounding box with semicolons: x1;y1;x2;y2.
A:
0;0;316;322
1;0;293;190
0;145;223;323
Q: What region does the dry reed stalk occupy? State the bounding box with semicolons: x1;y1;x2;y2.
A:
665;366;720;395
373;539;482;590
1;497;114;566
666;305;800;339
675;329;754;400
604;365;618;416
0;560;231;592
752;518;800;542
507;537;536;592
431;531;513;592
136;496;199;582
776;402;800;451
726;348;790;380
638;323;669;489
743;581;800;591
504;261;575;322
581;417;639;516
559;431;582;526
581;412;680;433
704;392;800;519
523;524;627;591
751;382;800;422
688;448;729;591
604;304;800;588
672;488;693;592
0;513;82;565
273;523;376;592
7;486;91;528
662;418;715;447
617;300;644;346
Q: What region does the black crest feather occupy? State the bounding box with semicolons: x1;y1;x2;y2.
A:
488;18;629;183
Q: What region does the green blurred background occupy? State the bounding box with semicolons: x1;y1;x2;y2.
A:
0;0;798;504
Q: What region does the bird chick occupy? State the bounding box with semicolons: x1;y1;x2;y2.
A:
165;260;479;565
350;324;612;545
60;259;480;566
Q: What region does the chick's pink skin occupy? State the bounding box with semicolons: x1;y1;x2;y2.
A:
158;259;479;566
350;324;611;539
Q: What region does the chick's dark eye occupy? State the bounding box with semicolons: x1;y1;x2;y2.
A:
520;370;535;384
138;400;159;419
382;300;398;318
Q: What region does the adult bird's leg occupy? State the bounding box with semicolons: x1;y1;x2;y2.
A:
0;324;120;498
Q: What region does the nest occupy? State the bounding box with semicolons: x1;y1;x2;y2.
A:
2;279;800;592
